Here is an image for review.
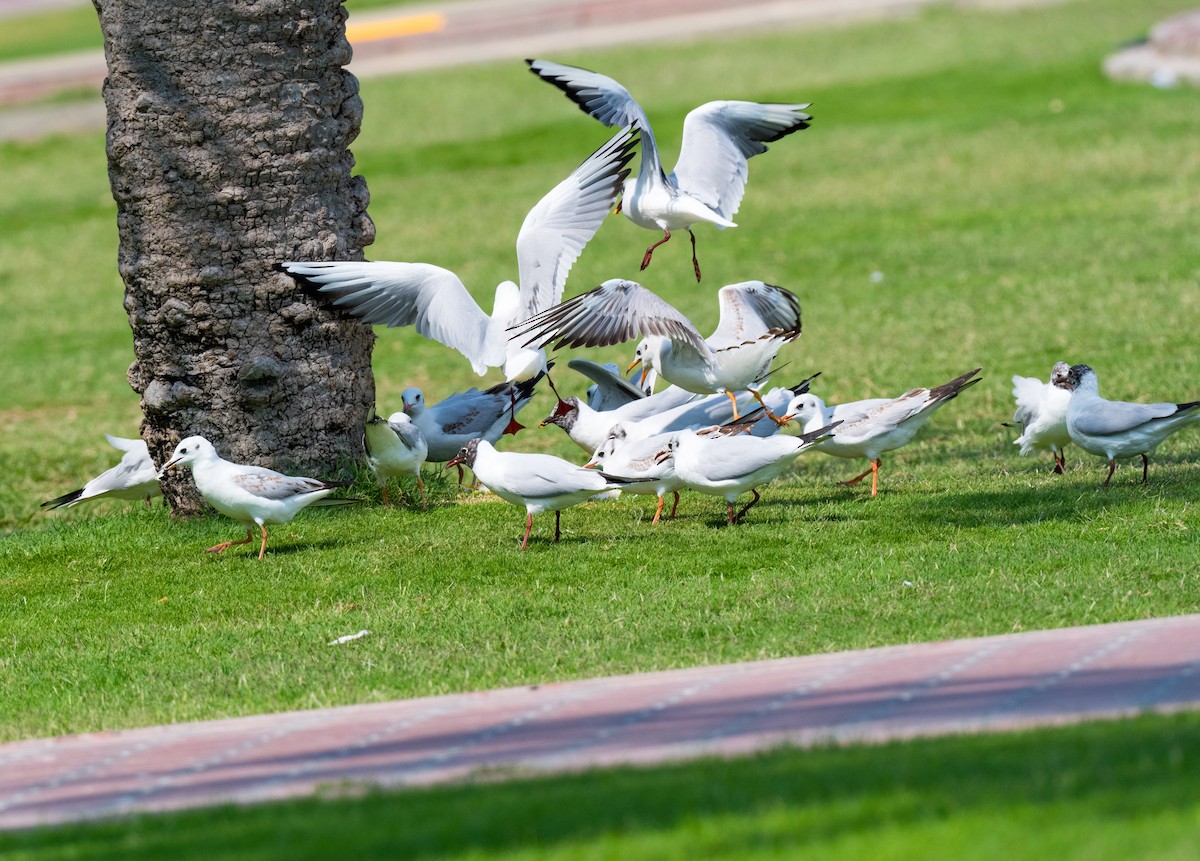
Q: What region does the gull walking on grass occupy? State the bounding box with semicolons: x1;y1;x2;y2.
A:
587;426;684;524
1055;363;1200;487
785;369;983;496
447;438;628;549
527;58;811;281
657;422;838;525
41;434;161;510
160;436;357;560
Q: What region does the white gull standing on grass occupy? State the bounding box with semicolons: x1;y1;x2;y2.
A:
363;408;428;508
1055;363;1200;487
656;422;838;525
160;436;358;560
586;426;684;525
515;278;802;422
41;434;161;510
527;58;811;281
280;126;638;384
1010;361;1072;473
784;369;983;496
446;438;628;550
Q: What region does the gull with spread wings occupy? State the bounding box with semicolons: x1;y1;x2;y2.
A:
514;278;802;423
527;58;811;281
281;126;638;385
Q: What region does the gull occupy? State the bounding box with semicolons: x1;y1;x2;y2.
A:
1055;363;1200;486
784;369;983;496
527;58;811;281
402;373;545;483
1010;361;1072;473
657;422;837;525
160;436;357;560
280;126;638;384
363;408;428;508
586;426;684;524
515;278;802;422
541;378;811;455
41;434;161;510
446;439;627;549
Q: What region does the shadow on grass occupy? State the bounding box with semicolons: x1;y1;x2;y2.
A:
4;712;1199;859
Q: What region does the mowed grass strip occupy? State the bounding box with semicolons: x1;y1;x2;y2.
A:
1;0;1199;744
3;712;1199;860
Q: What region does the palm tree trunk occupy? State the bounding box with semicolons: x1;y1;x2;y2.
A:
93;0;375;514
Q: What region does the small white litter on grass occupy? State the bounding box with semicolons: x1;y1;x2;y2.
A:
328;630;371;646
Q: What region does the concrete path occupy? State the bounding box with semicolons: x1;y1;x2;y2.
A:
0;0;1060;140
2;614;1199;830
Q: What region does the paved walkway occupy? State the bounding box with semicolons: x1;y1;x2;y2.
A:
0;0;1062;140
2;614;1199;830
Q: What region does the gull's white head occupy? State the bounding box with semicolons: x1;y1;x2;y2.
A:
160;435;217;475
627;336;666;388
783;393;826;427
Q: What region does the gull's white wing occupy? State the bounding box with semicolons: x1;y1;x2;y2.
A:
526;58;665;177
497;452;608;498
834;392;933;444
232;468;330;500
707;281;802;349
671;101;811;221
104;434;150;457
691;434;797;481
1072;399;1181;437
281;260;503;375
512;278;708;363
1010;375;1047;428
515;126;638;321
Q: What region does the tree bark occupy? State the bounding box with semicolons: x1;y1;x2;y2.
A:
93;0;375;515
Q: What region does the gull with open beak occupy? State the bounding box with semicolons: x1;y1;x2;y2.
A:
1009;361;1073;473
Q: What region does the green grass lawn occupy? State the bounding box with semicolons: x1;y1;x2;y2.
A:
2;0;1200;849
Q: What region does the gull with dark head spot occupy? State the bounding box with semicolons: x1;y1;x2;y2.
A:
527;58;811;281
42;434;161;511
446;439;627;550
402;372;546;474
160;436;357;560
1055;363;1200;486
586;425;684;525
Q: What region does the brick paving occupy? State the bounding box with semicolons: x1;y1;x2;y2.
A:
3;614;1199;830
